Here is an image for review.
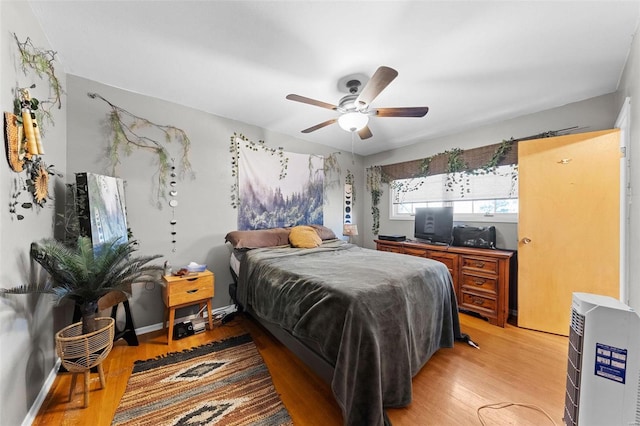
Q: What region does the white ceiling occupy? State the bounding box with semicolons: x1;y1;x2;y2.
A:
29;1;640;156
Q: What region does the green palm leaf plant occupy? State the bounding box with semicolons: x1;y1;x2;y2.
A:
1;236;163;334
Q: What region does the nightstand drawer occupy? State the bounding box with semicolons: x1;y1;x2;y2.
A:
163;271;214;307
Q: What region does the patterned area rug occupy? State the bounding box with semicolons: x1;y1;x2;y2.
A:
112;334;293;425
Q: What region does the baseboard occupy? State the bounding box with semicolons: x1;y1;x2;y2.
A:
134;304;238;336
22;357;61;426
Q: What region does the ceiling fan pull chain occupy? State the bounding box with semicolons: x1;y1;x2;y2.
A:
351;131;356;165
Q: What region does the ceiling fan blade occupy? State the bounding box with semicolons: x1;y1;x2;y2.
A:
358;125;373;140
355;66;398;108
375;106;429;118
301;118;337;133
286;94;338;110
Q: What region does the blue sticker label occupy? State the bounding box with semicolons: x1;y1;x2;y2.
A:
595;343;627;384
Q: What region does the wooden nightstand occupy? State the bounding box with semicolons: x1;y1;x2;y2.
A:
161;270;214;344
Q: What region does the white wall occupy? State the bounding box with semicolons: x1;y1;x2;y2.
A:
0;2;68;424
66;75;365;329
615;8;640;312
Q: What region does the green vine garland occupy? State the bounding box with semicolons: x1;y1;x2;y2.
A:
444;148;470;197
366;166;383;235
229;133;288;209
89;93;193;208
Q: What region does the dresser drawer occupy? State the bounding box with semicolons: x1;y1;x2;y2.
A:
377;244;402;254
404;247;427;257
460;273;498;294
427;251;457;272
460;292;497;314
163;272;214;306
460;255;499;275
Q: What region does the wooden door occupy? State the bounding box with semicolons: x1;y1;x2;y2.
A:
518;129;620;335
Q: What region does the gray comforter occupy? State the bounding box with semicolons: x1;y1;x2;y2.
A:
237;240;461;426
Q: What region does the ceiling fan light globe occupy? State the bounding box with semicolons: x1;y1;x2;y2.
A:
338;112;369;132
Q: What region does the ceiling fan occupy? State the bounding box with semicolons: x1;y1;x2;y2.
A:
286;66;429;140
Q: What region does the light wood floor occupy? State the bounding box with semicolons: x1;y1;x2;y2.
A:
33;313;568;426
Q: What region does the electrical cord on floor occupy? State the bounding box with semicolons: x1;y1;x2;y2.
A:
458;332;480;349
476;402;557;425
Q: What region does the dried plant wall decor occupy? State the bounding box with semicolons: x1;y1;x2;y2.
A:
4;34;64;220
13;33;63;128
88;92;194;209
322;152;342;201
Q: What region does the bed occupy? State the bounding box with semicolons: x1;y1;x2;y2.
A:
226;225;462;426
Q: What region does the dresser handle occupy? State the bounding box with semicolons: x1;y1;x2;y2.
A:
187;277;198;281
473;279;485;285
473;261;485;268
472;297;485;306
186;289;199;294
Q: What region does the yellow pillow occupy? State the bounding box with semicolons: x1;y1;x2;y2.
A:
289;226;322;248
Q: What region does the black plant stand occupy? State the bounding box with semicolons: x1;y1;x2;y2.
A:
109;300;139;346
71;300;139;346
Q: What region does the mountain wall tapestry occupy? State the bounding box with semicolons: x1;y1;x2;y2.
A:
238;145;323;230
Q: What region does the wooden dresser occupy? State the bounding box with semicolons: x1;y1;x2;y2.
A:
375;239;514;327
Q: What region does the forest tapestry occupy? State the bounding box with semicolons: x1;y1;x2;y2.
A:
238;145;323;230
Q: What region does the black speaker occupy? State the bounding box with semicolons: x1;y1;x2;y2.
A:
173;321;194;340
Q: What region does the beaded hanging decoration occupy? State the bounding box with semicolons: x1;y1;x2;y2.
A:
169;159;178;252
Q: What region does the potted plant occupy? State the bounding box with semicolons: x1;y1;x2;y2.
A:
1;236;163;334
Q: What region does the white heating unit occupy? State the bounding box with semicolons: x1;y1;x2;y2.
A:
564;292;640;426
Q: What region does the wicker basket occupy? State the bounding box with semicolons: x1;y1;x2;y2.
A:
55;317;115;407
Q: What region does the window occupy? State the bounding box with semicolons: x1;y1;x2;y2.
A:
390;164;518;222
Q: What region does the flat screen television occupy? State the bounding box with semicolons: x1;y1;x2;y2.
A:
414;207;454;245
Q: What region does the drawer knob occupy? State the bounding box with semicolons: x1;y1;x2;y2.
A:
473;279;485;285
472;297;485;306
473;261;485;268
186;289;199;294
